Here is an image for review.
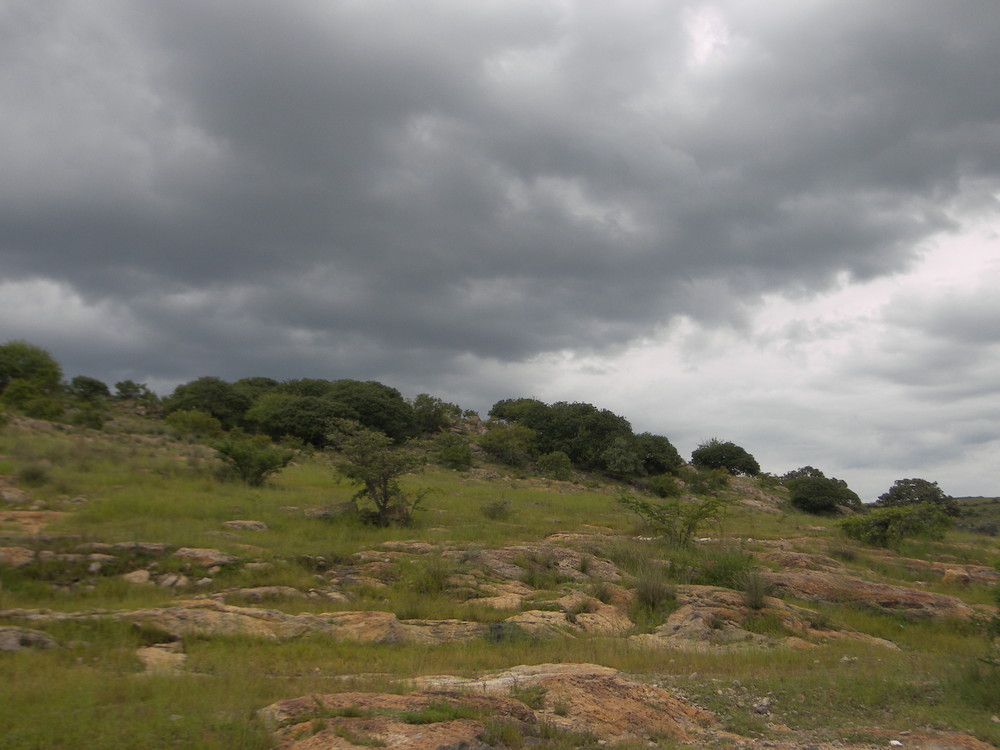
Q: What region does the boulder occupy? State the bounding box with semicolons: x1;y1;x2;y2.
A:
223;520;269;531
764;570;977;620
0;626;58;652
172;547;239;567
0;546;35;568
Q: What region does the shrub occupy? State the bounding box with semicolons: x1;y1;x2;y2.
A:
479;422;536;466
165;409;224;440
874;478;960;517
481;496;512;520
840;502;952;547
647;474;682;498
435;433;472;470
735;569;773;610
332;422;428;526
685;467;730;496
536;450;572;480
213;432;295;487
618;492;730;547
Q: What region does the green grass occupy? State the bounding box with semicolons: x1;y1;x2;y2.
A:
2;416;1000;748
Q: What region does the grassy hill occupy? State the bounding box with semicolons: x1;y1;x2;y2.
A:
1;411;998;749
957;496;1000;537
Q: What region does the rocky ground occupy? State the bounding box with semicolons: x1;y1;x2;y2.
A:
2;460;998;749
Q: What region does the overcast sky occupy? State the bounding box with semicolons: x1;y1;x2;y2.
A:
2;1;999;499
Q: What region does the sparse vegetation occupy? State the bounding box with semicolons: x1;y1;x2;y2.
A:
0;346;998;749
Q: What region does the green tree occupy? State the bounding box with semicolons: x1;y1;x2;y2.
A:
0;340;62;394
601;436;643;478
213;432;294;486
411;393;462;434
480;423;536;466
327;379;416;441
435;433;473;470
874;478;960;517
840;502;952;547
332;423;427;526
69;375;110;402
690;438;760;476
245;393;351;447
536;450;573;480
618;492;730;547
166;376;251;430
784;469;862;514
165;410;224;441
633;433;683;475
232;376;280;403
114;379;145;399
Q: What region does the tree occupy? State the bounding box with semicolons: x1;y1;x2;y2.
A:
601;436;643;478
245;393;351;447
435;433;473;470
332;423;427;526
69;375;110;402
786;475;862;515
411;393;463;434
633;433;683;476
166;376;251;430
690;438;760;476
536;450;573;480
618;492;730;547
480;423;536;466
165;410;224;441
0;340;62;394
875;478;960;517
840;502;952;547
213;432;294;486
326;379;416;442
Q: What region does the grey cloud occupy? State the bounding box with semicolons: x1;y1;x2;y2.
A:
2;0;1000;405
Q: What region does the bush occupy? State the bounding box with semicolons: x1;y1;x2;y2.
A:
481;497;512;520
618;492;730;547
479;423;536;466
875;478;960;517
332;422;428;526
691;438;760;476
435;433;473;470
735;569;773;610
165;409;224;440
647;474;682;498
536;450;573;480
840;502;952;547
213;432;295;486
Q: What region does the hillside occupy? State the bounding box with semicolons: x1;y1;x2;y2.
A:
1;412;998;749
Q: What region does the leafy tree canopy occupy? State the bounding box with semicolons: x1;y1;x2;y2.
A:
165;376;251;430
326;379;416;442
69;375;110;402
786;474;862;515
245;393;352;447
331;421;426;526
875;478;959;517
0;340;62;393
841;502;953;547
690;438;760;476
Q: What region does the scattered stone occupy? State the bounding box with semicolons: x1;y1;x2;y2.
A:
0;626;58;652
765;570;976;620
223;520;269;532
135;642;186;675
0;546;35;567
172;548;239;567
122;569;152;585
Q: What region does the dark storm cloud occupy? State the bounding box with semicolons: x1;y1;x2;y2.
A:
2;0;1000;394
